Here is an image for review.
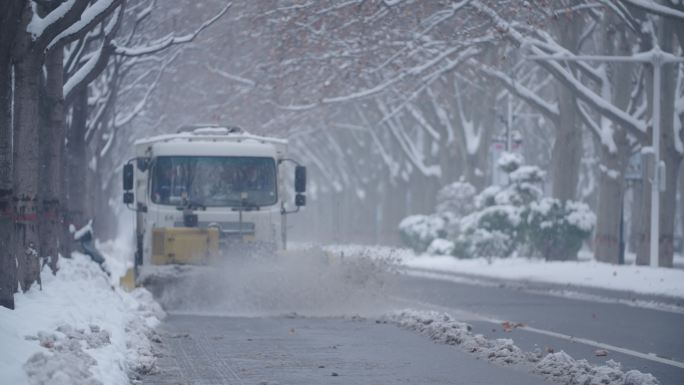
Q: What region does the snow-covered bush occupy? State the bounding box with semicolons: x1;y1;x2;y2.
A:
454;156;544;258
460;229;513;259
427;238;455;256
398;215;446;253
434;180;477;239
461;155;594;260
474;185;501;209
400;152;596;261
507;166;545;204
455;205;521;259
435;180;477;218
497;152;523;173
399;181;478;254
527;198;596;261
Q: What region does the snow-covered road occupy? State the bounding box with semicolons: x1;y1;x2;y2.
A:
141;249;684;385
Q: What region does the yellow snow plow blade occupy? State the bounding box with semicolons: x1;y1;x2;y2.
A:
151;227;219;265
120;268;136;291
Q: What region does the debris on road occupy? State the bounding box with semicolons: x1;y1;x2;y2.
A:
501;320;525;332
536;352;658;385
382;309;660;385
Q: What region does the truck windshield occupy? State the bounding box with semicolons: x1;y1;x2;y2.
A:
151;156;277;207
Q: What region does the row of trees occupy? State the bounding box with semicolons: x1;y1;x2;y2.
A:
6;0;679;299
0;0;228;310
260;0;684;266
122;1;683;266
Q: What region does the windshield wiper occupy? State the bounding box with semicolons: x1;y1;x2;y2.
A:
231;200;260;211
176;199;206;211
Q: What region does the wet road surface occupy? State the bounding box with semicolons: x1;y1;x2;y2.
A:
143;260;684;385
144;315;550;385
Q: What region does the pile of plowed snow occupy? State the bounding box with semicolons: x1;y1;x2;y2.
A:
381;310;659;385
0;253;164;385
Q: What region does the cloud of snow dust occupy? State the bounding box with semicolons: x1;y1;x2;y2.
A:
141;247;399;317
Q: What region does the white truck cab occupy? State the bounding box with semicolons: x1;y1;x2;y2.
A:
122;126;306;272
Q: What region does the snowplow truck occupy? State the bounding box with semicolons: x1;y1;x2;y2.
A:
121;125;306;283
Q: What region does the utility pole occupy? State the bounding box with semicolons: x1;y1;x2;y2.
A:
528;46;684;267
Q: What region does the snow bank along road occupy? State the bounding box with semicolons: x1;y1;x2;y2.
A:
143;250;684;385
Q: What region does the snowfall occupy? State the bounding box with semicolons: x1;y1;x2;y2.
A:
1;239;681;385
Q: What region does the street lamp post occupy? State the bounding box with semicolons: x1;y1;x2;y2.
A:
528;46;684;267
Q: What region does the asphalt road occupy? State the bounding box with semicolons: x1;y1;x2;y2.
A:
394;270;684;385
143;257;684;385
144;315;549;385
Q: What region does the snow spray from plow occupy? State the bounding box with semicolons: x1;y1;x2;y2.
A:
139;247;398;317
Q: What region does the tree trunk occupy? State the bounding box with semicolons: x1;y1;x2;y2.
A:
635;150;652;266
593;147;628;264
467;66;496;191
0;46;15;310
66;88;89;231
550;12;582;203
546;47;583;261
550;93;582;203
1;0;26;309
382;178;405;245
12;42;43;291
628;180;643;253
39;47;65;272
657;148;681;268
594;19;632;264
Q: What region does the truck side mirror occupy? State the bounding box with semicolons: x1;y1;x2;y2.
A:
123;164;134;204
295;166;306;193
137;157;150;172
123;164;134;190
295;193;306;207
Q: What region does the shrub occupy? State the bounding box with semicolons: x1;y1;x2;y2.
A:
497;152;523;173
398;214;446;253
427;238;455;256
435;180;477;238
466;229;513;259
526;198;596;260
435;181;477;217
398;152;596;261
457;201;523;258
